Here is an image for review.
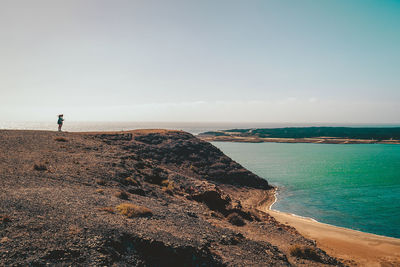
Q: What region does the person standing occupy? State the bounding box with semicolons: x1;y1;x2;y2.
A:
57;114;64;132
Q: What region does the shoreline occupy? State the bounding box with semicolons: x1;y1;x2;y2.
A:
268;188;319;223
258;188;400;266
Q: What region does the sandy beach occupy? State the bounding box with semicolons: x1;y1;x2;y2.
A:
258;190;400;266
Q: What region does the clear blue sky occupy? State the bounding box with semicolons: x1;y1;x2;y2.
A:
1;0;399;123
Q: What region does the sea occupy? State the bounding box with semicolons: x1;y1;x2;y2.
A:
213;142;400;239
2;121;400;238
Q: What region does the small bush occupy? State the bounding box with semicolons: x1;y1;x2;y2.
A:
116;203;152;218
161;180;174;194
210;212;223;219
33;164;47;171
95;189;104;194
98;207;115;214
0;215;11;224
54;137;68;142
289;245;322;262
145;167;168;185
96;179;106;186
189;164;197;172
0;237;10;243
68;225;82;235
128;188;146;196
191;190;230;212
125;177;138;186
114;191;129;200
226;213;245;226
134;161;145;169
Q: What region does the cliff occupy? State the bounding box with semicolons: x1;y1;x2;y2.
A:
0;130;341;266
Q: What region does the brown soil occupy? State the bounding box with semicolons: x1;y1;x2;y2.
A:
0;129;343;266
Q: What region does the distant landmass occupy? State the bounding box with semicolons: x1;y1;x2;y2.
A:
199;127;400;144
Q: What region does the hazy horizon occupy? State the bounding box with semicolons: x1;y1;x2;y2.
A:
1;0;399;124
2;121;399;135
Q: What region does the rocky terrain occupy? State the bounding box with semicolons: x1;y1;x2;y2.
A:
0;129;343;266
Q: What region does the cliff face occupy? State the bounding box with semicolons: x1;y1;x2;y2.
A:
0;130;341;266
103;130;271;189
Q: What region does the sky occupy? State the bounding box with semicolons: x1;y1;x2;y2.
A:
1;0;399;123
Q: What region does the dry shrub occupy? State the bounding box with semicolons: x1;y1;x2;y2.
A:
98;207;115;214
33;164;47;171
134;161;145;169
189;164;197;172
289;245;322;262
125;177;138;186
0;237;10;243
96;179;106;186
95;189;104;194
68;225;82;235
226;213;245;226
0;215;11;224
145;167;168;185
54;137;68;142
114;191;129;200
191;190;230;212
116;203;152;218
128;188;146;196
211;212;223;219
161;180;174;194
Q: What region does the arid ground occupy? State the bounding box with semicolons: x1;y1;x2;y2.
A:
1;130;398;266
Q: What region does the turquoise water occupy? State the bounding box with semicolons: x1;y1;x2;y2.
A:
212;142;400;238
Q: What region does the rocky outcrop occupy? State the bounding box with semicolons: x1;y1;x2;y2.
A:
125;131;271;189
